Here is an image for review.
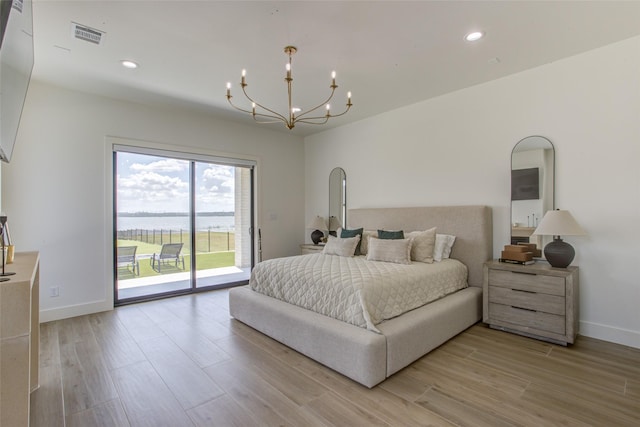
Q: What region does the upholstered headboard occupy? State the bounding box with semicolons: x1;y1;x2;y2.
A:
348;205;492;288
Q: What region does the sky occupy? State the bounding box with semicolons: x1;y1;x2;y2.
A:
116;152;235;213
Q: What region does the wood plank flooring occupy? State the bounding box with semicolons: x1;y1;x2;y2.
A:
30;289;640;426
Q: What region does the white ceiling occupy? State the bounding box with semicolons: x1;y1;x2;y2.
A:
31;1;640;136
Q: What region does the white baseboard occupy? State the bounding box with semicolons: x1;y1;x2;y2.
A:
40;299;113;323
579;320;640;349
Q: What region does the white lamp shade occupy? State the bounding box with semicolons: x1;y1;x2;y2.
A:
307;216;327;230
533;210;586;236
328;216;342;231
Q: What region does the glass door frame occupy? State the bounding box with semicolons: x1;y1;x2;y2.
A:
112;144;256;305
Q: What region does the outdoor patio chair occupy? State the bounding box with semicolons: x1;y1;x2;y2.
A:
151;242;185;273
117;245;139;276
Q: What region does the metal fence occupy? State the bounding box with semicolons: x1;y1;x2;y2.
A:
117;228;234;253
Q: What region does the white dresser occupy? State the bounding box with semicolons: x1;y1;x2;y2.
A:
1;251;40;426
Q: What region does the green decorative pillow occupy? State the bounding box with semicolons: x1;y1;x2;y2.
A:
340;227;364;255
377;229;405;240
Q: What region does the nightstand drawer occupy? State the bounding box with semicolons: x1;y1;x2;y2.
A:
489;303;565;335
488;286;565;315
483;261;578;345
489;269;565;296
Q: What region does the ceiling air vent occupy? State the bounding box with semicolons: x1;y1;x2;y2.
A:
12;0;24;13
71;22;105;45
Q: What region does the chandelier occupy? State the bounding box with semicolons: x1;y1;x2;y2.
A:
226;46;352;130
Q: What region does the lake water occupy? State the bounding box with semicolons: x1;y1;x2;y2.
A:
117;215;235;231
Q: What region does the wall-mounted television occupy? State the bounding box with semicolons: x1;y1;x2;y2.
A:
0;0;34;163
511;167;539;201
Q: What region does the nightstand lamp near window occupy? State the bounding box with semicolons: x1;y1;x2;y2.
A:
328;216;342;237
533;209;587;268
307;216;327;245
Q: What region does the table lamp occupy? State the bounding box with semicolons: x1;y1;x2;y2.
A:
328;216;342;237
307;216;327;245
533;209;586;268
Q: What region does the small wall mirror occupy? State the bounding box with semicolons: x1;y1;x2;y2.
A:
511;136;555;255
328;167;346;236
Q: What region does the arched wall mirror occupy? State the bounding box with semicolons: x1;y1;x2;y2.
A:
511;136;555;256
328;167;346;236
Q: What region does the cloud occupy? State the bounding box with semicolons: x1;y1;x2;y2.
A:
118;171;189;210
200;165;234;195
196;165;235;211
130;158;189;173
117;159;237;213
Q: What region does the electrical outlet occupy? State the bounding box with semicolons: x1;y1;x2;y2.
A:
49;286;59;297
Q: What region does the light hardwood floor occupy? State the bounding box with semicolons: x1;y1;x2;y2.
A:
30;288;640;426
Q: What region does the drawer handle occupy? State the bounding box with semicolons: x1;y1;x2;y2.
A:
512;305;537;313
511;271;537;276
512;288;536;294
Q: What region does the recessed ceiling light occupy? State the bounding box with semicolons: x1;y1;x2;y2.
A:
465;31;484;42
121;60;138;69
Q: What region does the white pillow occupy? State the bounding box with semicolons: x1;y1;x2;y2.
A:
433;234;456;262
358;230;377;255
323;235;361;257
366;237;412;264
406;227;436;263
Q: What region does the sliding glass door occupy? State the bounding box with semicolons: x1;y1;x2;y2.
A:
114;147;254;304
194;162;253;288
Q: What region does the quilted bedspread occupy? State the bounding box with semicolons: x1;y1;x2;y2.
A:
249;254;468;332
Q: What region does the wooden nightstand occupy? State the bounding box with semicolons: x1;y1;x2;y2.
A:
483;260;579;345
300;243;324;255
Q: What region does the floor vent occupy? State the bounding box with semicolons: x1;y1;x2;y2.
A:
71;22;105;45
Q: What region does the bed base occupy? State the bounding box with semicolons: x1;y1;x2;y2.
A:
229;285;482;388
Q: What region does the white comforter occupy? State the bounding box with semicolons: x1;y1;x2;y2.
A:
249;253;468;332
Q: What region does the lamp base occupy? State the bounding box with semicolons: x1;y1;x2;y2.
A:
0;272;15;276
544;237;575;268
310;229;324;245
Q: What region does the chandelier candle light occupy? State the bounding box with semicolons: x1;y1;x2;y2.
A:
226;46;352;129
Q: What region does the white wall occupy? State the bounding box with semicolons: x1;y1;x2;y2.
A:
305;36;640;349
2;81;305;321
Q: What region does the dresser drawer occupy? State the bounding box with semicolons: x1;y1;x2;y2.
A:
488;286;565;315
489;269;565;296
489;303;566;335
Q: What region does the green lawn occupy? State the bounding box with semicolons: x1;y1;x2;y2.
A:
117;239;236;279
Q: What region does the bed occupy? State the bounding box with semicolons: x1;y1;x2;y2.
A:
229;205;493;388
